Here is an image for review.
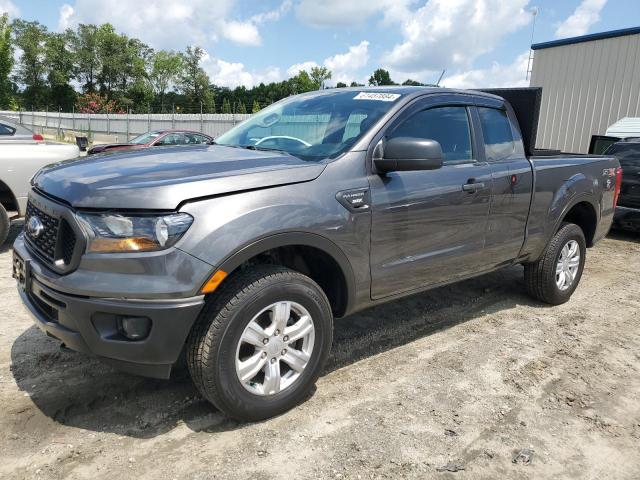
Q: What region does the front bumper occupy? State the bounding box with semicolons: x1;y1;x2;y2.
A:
13;236;206;379
614;206;640;232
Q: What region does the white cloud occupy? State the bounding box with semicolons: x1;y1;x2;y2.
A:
555;0;607;39
0;0;19;17
58;4;75;30
295;0;412;27
285;41;370;85
221;1;292;46
221;21;261;46
57;0;290;48
203;40;371;89
324;41;370;84
441;51;530;89
384;0;531;72
201;51;282;88
287;61;320;77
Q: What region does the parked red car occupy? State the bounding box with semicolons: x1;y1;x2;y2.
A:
87;130;214;155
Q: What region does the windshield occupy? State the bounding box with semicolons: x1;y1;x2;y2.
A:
130;132;162;144
215;90;404;161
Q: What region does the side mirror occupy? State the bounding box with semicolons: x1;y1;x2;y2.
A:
374;137;444;173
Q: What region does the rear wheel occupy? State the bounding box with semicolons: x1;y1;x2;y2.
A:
524;222;586;305
186;265;333;421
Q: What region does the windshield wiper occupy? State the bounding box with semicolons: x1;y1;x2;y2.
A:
239;145;295;156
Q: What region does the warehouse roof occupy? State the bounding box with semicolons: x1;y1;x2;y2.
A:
531;26;640;50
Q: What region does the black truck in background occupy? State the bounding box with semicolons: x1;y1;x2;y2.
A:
590;135;640;231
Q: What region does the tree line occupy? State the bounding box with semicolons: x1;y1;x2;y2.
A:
0;13;430;115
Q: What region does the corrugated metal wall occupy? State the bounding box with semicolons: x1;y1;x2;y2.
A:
530;33;640;153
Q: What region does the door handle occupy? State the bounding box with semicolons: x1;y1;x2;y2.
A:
462;181;485;193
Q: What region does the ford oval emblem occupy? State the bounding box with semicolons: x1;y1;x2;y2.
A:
27;216;44;238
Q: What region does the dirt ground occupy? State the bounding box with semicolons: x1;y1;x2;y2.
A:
0;224;639;480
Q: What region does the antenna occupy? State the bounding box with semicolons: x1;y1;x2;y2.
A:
526;7;539;81
436;69;446;86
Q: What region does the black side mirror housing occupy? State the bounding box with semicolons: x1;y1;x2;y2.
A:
375;137;444;173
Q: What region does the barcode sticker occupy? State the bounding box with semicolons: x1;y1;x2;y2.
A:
353;92;401;102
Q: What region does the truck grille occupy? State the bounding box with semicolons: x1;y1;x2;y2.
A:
25;200;78;267
25;201;59;261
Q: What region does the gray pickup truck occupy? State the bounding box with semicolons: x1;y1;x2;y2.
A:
13;87;620;421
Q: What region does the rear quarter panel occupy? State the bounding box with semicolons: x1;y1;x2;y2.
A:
520;155;618;261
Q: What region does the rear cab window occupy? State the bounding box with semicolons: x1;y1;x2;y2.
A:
477;107;515;161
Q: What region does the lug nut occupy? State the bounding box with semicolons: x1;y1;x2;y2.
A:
281;349;287;356
283;335;289;342
274;329;280;336
261;352;267;359
270;358;277;364
262;338;269;345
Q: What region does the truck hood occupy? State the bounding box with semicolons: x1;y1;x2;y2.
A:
32;144;326;210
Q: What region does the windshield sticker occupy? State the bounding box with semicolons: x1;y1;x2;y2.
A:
353;92;401;102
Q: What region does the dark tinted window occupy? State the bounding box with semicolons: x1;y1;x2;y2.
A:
0;123;16;135
478;107;515;161
184;133;211;144
605;142;640;166
389;106;473;163
156;133;185;145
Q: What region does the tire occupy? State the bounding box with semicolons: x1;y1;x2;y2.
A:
524;222;586;305
0;204;10;246
186;265;333;421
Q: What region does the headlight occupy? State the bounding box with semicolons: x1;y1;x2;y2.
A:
77;212;193;253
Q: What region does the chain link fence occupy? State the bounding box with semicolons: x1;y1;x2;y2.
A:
0;110;252;142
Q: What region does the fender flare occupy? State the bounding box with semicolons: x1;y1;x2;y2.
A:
214;231;357;315
549;193;600;245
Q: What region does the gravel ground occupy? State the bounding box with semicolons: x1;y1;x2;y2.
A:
0;224;639;479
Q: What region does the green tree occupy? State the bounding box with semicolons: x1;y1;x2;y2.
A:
0;14;13;109
368;68;396;86
221;97;231;114
43;31;76;110
289;70;316;94
72;24;99;92
402;79;425;86
237;101;247;114
251;99;261;113
335;82;347;88
148;50;182;112
178;46;213;110
309;66;331;89
12;19;48;108
350;81;364;87
118;38;153;110
95;24;127;99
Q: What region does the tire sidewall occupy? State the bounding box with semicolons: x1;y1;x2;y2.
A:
210;277;332;419
0;204;9;246
548;226;586;303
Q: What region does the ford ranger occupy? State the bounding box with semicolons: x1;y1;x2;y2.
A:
12;87;621;421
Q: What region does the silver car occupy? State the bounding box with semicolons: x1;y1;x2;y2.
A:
0;116;44;143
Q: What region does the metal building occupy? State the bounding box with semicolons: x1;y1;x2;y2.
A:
529;26;640;153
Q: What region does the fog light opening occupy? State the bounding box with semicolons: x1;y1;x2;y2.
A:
118;316;151;341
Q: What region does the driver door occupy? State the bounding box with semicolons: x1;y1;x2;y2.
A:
369;96;493;299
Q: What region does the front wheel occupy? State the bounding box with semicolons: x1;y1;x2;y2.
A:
524;222;586;305
186;265;333;421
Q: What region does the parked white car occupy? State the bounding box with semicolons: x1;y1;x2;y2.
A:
1;142;80;244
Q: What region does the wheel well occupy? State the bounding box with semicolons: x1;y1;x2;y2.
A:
562;201;597;246
0;180;18;213
233;245;349;317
